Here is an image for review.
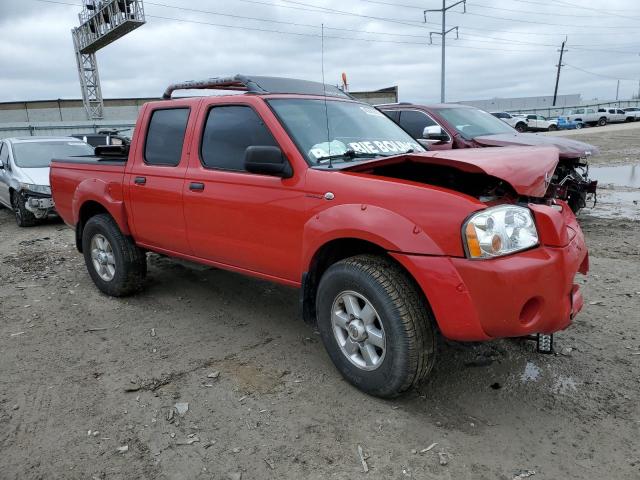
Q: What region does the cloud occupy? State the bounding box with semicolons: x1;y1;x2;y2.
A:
0;0;638;103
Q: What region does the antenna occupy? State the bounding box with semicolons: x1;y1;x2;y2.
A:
321;23;332;169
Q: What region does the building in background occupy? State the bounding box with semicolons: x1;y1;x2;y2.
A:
0;86;399;139
457;94;582;112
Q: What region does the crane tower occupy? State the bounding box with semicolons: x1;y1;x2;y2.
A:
72;0;146;119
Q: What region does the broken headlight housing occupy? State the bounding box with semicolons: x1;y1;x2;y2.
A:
19;183;51;195
463;205;538;259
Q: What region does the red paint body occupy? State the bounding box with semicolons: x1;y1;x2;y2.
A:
50;94;589;341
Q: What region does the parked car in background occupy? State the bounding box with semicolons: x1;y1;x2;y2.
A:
379;103;598;212
597;108;626;124
557;117;582;130
490;111;528;132
623;107;640;121
524;114;558;131
0;137;94;226
566;107;604;127
72;129;132;147
49;75;589;398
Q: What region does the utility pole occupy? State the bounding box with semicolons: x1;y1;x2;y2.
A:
616;79;620;101
552;37;567;107
424;0;466;103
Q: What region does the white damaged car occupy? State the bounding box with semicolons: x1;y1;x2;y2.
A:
0;137;94;227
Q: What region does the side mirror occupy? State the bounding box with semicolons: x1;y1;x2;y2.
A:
422;125;448;142
244;146;292;178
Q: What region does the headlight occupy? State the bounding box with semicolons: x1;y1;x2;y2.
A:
463;205;538;259
19;183;51;195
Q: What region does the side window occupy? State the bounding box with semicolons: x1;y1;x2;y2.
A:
398;110;437;139
587;109;595;114
0;142;9;169
201;105;277;171
381;110;399;122
527;115;536;120
144;108;190;166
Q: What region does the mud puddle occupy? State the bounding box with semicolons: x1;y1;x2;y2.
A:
584;164;640;220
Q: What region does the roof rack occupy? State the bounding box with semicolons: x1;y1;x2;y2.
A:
162;74;353;100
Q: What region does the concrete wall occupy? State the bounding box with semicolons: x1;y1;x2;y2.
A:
457;94;582;112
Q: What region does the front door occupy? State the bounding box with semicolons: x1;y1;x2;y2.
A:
397;109;452;151
183;101;306;283
0;142;11;208
126;103;195;255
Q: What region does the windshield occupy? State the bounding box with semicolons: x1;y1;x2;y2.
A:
268;99;425;165
13;140;94;168
432;107;516;140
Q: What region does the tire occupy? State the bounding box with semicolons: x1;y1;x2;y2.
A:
11;192;38;227
548;124;558;131
316;254;436;398
515;122;527;133
598;117;607;126
575;122;583;129
82;213;147;296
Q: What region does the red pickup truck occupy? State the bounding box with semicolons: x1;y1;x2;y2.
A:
50;75;589;398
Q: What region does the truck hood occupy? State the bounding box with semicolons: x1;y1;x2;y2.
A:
472;132;599;158
341;146;559;197
16;167;51;187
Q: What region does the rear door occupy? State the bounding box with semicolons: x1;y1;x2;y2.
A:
126;101;196;255
183;98;306;282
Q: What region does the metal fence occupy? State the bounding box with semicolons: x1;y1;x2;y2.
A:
505;99;640;117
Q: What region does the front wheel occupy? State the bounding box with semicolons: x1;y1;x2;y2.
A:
316;255;436;398
575;122;583;129
515;123;527;133
598;117;607;126
548;124;558;131
11;192;38;227
82;214;147;296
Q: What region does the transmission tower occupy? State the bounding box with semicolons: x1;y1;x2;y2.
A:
425;0;466;103
72;0;146;119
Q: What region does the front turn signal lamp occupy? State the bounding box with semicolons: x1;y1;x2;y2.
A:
463;205;539;259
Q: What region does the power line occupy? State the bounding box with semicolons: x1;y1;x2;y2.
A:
361;0;606;18
451;9;640;29
564;64;639;82
30;0;640;56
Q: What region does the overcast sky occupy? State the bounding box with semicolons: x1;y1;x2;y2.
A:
0;0;638;104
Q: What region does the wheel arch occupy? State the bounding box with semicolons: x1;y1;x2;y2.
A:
75;201;117;252
300;237;429;326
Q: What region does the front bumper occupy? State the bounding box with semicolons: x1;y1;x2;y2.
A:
22;192;55;218
391;204;588;341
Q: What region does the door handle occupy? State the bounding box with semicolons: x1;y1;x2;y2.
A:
189;182;205;192
134;176;146;185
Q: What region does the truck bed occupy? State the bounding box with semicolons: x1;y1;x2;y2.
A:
50;155;128;229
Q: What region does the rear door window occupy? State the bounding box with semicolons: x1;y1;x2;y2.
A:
200;105;277;171
144;108;190;166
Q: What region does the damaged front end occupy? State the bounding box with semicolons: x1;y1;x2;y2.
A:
548;156;598;213
18;184;55;219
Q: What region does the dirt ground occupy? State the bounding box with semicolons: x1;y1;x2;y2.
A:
1;126;639;480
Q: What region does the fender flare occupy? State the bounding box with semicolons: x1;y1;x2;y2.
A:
72;178;131;235
301;203;444;271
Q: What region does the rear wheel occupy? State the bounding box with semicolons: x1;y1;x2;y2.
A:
548;124;558;131
11;192;37;227
82;214;147;296
316;255;436;398
515;122;527;133
575;122;583;129
598;117;607;126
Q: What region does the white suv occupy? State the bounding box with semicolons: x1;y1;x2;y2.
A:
490;112;528;132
